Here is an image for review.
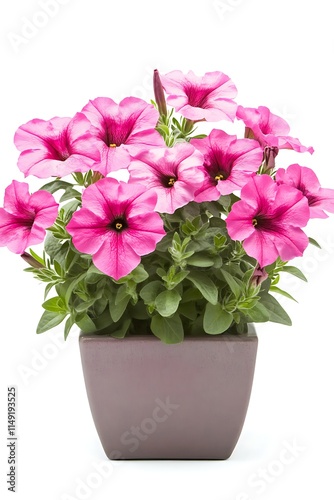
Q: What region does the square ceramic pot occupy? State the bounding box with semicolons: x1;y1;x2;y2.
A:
79;327;258;460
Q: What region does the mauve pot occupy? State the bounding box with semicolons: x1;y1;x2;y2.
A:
79;327;258;460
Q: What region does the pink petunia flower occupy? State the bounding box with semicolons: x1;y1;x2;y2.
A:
226;175;310;267
128;143;205;214
81;97;164;175
191;130;263;202
160;70;237;122
14;115;101;178
66;178;166;280
0;180;58;254
276;164;334;219
236;105;314;154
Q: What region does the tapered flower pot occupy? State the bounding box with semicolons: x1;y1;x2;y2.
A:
79;327;258;460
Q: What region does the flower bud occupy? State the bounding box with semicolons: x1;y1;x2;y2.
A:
21;252;44;269
153;69;167;117
263;146;279;173
250;265;268;288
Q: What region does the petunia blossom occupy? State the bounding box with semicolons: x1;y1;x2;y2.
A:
160;70;237;122
191;129;263;202
81;97;164;175
14;114;101;178
226;175;310;267
237;105;314;154
276;164;334;219
0;180;58;254
128;143;205;214
66;178;166;280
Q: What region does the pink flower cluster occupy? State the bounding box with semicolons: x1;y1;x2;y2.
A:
1;69;334;279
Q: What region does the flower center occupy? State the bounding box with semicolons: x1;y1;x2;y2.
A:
109;143;117;148
109;217;127;232
252;218;258;227
214;173;225;182
162;175;177;188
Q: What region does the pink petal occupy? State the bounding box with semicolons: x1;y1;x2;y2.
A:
240;175;277;210
93;233;141;281
243;229;279;267
273;226;309;261
273;185;310;227
277;135;314;154
4;181;30;213
226;200;256;241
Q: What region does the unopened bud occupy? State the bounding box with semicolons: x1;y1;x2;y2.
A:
263;146;279;173
21;252;44;269
250;265;268;288
153;69;167;117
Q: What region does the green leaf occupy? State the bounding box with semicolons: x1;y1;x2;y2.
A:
29;249;45;266
64;274;86;306
75;296;97;311
64;316;75;340
114;284;128;305
130;301;150;320
130;264;149;283
309;237;321;248
281;266;307;282
60;186;82;202
163;270;189;288
44;233;69;266
110;319;131;339
139;281;164;303
259;293;292;326
37;311;67;334
53;260;63;277
75;313;97;333
221;268;242;298
39;180;74;194
44;283;55;299
178;301;197;320
62;199;81;219
155;290;181;317
42;296;67;313
186;271;218;305
117;264;149;284
109;295;130;322
151;314;184;344
245;302;270;322
270;286;298;302
85;264;105;284
203;303;233;334
181;287;203;303
190;134;207;139
187;254;215;267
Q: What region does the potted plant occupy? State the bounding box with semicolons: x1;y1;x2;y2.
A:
1;69;333;460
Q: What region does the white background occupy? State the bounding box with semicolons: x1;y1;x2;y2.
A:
1;0;334;499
